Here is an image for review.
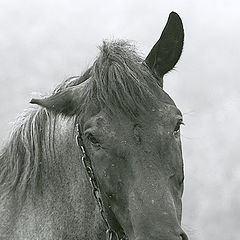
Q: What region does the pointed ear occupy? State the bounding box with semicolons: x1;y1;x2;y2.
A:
30;85;82;115
145;12;184;87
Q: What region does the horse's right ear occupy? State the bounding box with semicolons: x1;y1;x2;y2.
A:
30;86;82;116
145;12;184;87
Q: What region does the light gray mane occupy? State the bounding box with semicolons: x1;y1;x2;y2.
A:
0;108;58;203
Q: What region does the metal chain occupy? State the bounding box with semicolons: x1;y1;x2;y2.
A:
76;125;128;240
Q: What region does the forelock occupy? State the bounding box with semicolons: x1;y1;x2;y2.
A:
52;40;162;119
82;40;160;119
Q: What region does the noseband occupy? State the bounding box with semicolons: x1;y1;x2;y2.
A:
76;124;128;240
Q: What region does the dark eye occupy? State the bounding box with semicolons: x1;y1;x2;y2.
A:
174;119;184;133
179;176;184;186
87;134;100;146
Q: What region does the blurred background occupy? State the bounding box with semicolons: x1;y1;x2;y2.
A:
0;0;239;239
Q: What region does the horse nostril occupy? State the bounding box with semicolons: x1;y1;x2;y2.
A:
180;232;189;240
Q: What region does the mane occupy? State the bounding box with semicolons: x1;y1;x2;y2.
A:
0;108;57;202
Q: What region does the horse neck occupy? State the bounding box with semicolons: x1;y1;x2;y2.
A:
0;108;105;239
40;110;106;239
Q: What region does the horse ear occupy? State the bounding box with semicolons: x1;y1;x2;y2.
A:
30;86;81;115
145;12;184;87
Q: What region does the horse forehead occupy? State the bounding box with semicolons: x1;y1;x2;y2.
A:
155;90;181;117
83;114;105;130
158;88;176;106
83;112;128;130
156;102;181;117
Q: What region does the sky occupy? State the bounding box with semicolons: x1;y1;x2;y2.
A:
0;1;239;239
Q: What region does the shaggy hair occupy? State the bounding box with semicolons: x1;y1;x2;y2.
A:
45;40;161;119
0;40;161;203
85;40;160;118
0;108;50;201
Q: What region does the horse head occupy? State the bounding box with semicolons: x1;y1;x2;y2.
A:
31;12;188;240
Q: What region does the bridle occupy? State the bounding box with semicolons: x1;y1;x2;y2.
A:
76;124;128;240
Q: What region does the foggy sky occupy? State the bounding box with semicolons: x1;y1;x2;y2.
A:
0;1;239;239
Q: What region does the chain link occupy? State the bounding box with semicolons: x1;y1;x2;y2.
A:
76;128;128;240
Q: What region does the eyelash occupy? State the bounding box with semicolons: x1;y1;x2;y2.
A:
174;119;184;133
87;133;100;146
179;176;184;186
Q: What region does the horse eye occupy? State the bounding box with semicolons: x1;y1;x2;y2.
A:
87;134;99;145
179;176;184;186
174;119;184;133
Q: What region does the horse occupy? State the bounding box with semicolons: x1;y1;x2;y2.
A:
0;12;188;240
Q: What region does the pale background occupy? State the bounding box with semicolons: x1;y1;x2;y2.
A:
0;1;239;239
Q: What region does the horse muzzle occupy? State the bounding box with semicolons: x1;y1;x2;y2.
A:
133;230;189;240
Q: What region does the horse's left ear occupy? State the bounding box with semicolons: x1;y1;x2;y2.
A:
30;85;82;115
145;12;184;87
